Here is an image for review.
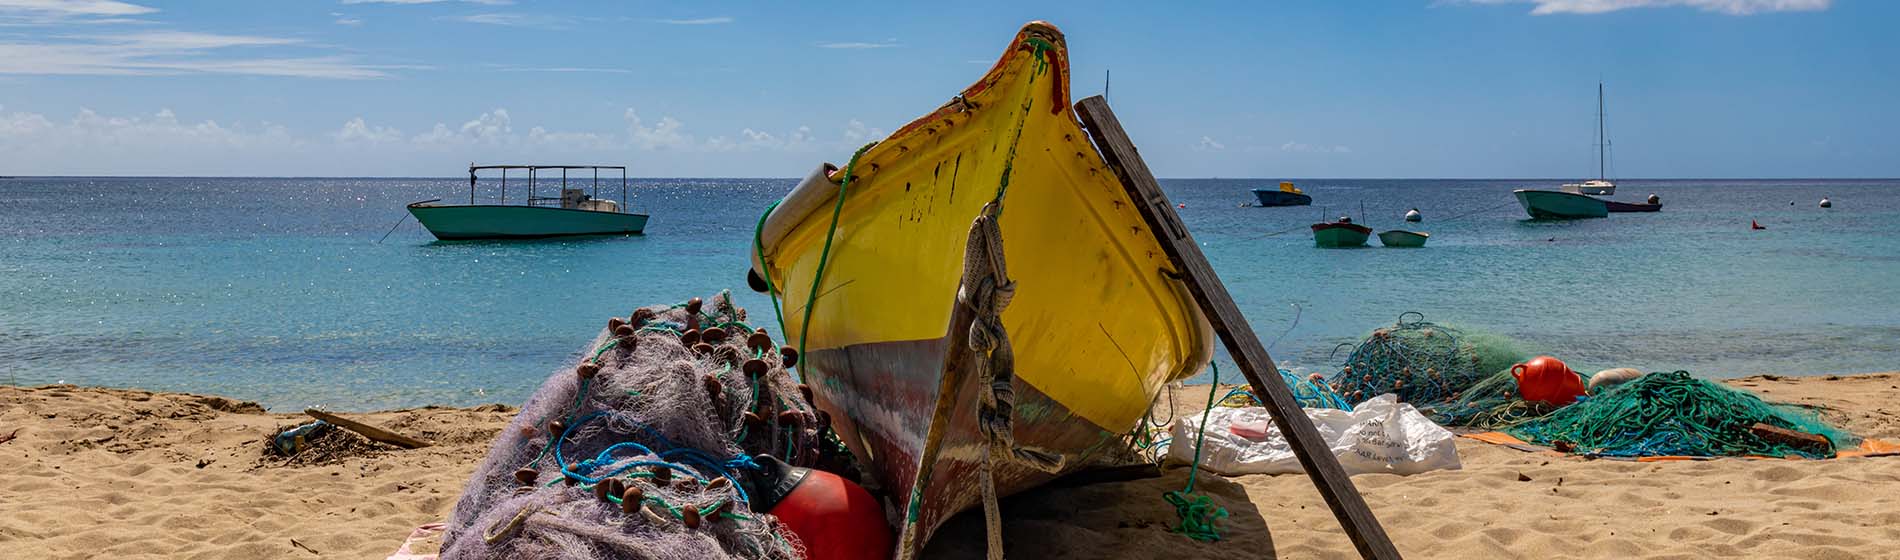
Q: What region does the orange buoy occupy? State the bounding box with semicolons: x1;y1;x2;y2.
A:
1511;356;1586;406
768;467;893;560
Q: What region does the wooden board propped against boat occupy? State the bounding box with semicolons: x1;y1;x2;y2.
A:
1076;95;1403;560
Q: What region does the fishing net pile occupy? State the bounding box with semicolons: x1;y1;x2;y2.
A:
1504;371;1857;459
1325;313;1527;410
1428;368;1553;428
442;291;856;560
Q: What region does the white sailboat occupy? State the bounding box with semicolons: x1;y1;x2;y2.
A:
1560;83;1616;196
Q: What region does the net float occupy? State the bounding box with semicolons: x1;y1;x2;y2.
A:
620;486;644;514
780;348;799;368
743;359;768;379
607;317;625;332
692;342;715;355
681;329;701;347
576;362;599;380
613;325;636;338
685;297;703;314
681;507;702;529
702;327;728;343
747;332;772;351
513;468;538;486
630;308;655;327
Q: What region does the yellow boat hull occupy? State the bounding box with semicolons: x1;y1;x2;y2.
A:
751;21;1212;555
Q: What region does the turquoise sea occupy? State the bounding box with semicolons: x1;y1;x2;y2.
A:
3;177;1896;411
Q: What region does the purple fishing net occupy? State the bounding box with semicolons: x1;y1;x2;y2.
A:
442;292;850;559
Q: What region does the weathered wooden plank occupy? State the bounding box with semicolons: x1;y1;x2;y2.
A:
1075;95;1402;560
305;408;433;449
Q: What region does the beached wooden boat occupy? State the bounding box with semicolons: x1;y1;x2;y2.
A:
1514;189;1608;219
1377;230;1429;247
749;22;1213;556
1252;181;1313;206
1312;219;1372;247
408;165;647;240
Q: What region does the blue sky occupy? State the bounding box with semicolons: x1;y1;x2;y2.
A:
1;0;1894;177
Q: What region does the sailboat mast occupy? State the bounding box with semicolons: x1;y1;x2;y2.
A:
1597;82;1606;181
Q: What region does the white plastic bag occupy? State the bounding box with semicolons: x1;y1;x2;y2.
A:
1165;393;1460;476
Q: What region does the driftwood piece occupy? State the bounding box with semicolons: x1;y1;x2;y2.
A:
1750;423;1831;455
304;409;432;449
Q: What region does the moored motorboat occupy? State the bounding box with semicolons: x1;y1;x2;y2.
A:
1377;230;1430;247
1312;217;1372;247
1603;196;1661;213
1514;189;1608;219
748;22;1213;557
409;165;648;240
1251;181;1313;207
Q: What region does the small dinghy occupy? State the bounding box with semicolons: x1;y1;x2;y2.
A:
1377;230;1429;248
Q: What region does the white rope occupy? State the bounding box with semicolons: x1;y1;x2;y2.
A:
956;202;1066;560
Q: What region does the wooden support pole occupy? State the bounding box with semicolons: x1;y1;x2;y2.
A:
1075;95;1401;560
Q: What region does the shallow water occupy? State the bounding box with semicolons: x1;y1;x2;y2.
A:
2;177;1895;410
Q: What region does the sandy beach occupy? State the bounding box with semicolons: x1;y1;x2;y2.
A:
3;373;1896;559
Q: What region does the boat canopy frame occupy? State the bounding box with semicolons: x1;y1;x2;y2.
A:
467;164;630;212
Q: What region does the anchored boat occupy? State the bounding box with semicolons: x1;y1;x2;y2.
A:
1377;230;1429;248
408;165;648;240
1514;188;1609;219
1312;217;1372;247
1251;181;1313;207
749;22;1213;556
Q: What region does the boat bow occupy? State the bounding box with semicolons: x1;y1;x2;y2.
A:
750;21;1214;556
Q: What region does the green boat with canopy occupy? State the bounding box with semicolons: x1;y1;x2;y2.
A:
408;164;649;240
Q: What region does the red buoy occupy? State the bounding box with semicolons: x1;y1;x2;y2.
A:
768;468;893;560
1511;356;1586;407
1751;220;1766;230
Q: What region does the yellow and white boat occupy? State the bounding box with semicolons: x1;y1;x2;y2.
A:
750;21;1213;556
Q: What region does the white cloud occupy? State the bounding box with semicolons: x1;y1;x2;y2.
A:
0;30;395;78
0;0;155;16
333;13;363;26
445;13;568;28
658;16;732;25
0;0;155;25
0;104;894;175
335;116;402;144
818;41;899;49
1193;136;1226;151
1455;0;1829;15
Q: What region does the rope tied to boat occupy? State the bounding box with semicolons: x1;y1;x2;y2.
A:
958;200;1064;560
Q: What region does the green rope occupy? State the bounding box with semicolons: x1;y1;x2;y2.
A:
791;142;875;376
752;198;790;342
1163;361;1228;542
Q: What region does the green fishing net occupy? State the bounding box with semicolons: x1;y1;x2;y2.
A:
1503;371;1857;459
1325;313;1528;409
